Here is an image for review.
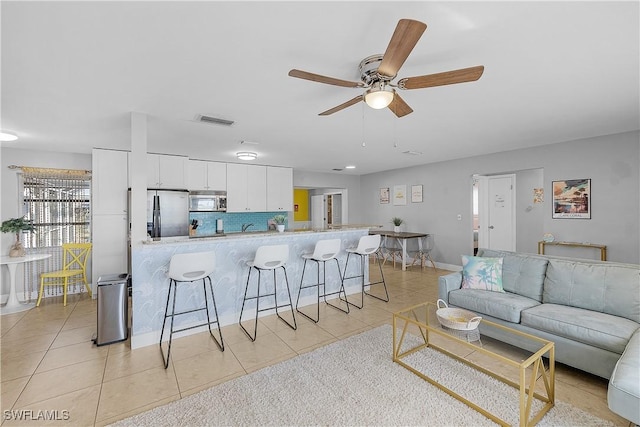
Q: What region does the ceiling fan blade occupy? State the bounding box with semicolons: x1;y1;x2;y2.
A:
377;19;427;79
388;93;413;118
398;66;485;90
288;69;363;88
319;95;363;116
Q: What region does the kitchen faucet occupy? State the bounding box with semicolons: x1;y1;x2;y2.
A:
241;223;254;232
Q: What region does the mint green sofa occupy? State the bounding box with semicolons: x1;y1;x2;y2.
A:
438;249;639;424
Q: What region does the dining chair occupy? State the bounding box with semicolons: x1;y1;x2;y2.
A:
37;243;92;306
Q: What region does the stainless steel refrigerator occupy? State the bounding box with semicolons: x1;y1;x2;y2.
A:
127;189;189;278
128;189;190;239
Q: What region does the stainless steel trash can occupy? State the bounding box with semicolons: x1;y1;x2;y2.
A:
94;273;129;346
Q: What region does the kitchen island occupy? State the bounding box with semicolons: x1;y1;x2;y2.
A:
130;227;371;349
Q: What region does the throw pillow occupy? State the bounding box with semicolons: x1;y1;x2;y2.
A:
461;255;505;292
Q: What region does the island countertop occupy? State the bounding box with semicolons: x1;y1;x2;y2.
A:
140;224;382;245
130;227;372;349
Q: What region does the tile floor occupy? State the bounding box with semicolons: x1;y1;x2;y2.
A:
0;264;628;426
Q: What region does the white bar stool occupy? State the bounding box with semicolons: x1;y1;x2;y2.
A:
295;238;349;323
160;251;224;369
342;234;389;309
239;244;297;341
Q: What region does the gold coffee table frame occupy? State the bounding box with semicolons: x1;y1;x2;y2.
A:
393;302;555;427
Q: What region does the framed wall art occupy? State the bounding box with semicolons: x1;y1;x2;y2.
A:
393;185;407;205
552;179;591;219
379;187;390;204
411;185;423;203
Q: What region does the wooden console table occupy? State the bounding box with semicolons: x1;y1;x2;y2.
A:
538;241;607;261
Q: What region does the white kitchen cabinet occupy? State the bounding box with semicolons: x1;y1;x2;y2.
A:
147;153;187;189
91;214;128;288
266;166;293;211
187;160;227;191
92;148;129;215
227;163;266;212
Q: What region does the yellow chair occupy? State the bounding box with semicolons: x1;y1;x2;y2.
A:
37;243;92;306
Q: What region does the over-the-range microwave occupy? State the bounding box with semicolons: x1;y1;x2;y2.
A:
188;191;227;212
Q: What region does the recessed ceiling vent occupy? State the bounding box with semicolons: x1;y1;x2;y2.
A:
194;114;234;126
332;168;344;171
402;150;423;156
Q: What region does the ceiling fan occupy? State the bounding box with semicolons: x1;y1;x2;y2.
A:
288;19;484;118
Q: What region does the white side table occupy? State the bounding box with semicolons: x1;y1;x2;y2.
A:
0;254;51;315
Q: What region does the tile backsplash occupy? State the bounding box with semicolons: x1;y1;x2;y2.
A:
189;211;287;236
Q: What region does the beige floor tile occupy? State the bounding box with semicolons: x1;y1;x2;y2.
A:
173;348;244;393
0;333;57;359
315;311;369;337
103;343;166;382
94;394;181;427
1;376;30;411
179;370;246;399
1;351;46;382
164;329;225;362
1;319;66;341
227;330;295;371
14;357;106;408
96;365;180;422
268;320;336;353
49;325;95;349
61;312;95;331
9;384;101;426
0;312;29;336
35;341;108;373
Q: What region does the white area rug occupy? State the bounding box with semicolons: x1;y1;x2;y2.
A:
112;325;613;426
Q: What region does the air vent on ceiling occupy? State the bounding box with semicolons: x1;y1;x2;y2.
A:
402;150;423;156
332;168;344;171
194;114;235;126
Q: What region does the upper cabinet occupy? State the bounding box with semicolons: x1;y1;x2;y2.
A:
147;154;187;189
266;166;293;211
92;148;129;215
187;160;227;191
227;163;266;212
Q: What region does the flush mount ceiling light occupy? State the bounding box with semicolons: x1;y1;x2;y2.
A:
236;151;257;161
345;165;356;169
364;82;395;109
0;131;18;142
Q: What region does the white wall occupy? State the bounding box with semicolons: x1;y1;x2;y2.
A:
0;147;92;296
358;131;640;265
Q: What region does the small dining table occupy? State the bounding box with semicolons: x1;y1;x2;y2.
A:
0;253;51;315
369;230;428;271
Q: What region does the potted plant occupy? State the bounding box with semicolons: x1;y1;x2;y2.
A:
392;217;403;233
273;214;287;232
1;217;34;257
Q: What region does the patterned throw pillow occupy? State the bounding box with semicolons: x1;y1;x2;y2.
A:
461;255;505;292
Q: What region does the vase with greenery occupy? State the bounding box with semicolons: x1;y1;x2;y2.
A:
273;214;287;232
392;217;403;233
1;217;34;257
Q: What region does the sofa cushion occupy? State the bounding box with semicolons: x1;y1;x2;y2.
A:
449;288;540;323
521;304;639;354
607;328;640;425
543;259;640;323
461;255;504;292
478;249;548;302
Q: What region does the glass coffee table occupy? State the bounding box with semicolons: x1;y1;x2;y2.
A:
392;301;555;427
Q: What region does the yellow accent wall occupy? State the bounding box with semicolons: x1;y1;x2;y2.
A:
293;189;309;221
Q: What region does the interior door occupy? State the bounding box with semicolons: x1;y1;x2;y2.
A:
476;174;516;251
486;174;516;251
311;195;326;229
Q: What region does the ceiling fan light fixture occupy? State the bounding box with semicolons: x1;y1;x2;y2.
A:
364;83;394;109
236;151;257;161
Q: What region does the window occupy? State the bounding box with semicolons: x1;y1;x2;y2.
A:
22;172;91;248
